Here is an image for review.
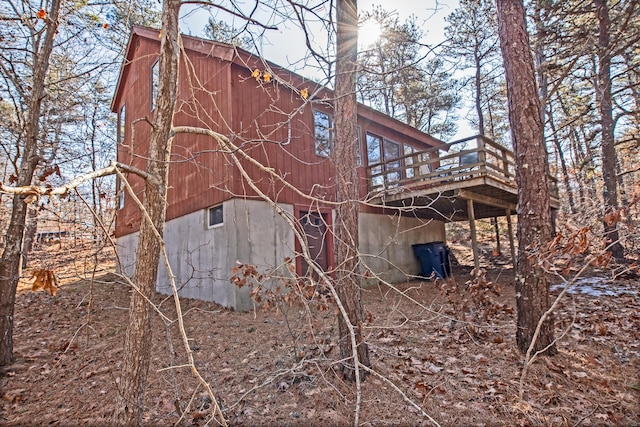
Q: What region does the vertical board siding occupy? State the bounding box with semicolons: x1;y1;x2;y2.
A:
115;31;441;237
115;36;158;236
166;51;233;221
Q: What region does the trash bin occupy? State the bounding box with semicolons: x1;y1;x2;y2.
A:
412;242;451;279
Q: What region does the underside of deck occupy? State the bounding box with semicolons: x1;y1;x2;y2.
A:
364;135;560;271
369;177;519;222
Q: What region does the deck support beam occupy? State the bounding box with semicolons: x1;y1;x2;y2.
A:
467;198;480;273
492;217;501;255
506;209;516;270
456;189;516;211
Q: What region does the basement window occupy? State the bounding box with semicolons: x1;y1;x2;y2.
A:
208;205;224;228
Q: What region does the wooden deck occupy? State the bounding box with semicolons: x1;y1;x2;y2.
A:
365;135;560;222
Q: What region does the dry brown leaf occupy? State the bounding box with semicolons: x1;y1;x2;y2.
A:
31;269;59;296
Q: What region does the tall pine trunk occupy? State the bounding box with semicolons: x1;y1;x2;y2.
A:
0;0;63;366
595;0;625;261
333;0;370;381
496;0;557;355
113;0;180;423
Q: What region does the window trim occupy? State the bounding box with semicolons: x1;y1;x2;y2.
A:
207;204;224;229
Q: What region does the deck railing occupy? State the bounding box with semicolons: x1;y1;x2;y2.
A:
366;134;558;199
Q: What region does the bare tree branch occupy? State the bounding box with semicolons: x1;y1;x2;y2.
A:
0;161;154;197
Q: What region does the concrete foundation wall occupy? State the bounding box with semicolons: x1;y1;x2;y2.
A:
117;199;295;311
116;200;446;310
359;213;446;283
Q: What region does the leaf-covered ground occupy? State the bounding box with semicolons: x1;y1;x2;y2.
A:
1;242;638;426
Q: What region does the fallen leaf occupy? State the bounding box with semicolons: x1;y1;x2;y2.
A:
428;363;443;374
31;269;59;296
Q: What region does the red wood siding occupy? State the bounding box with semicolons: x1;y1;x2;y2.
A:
113;28;443;236
166;49;233;221
229;60;337;208
115;36;157;236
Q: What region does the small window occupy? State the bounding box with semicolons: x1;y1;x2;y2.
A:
151;59;159;111
208;205;224;228
118;191;125;210
116;178;125;210
313;110;333;157
356;126;363;166
118;104;126;144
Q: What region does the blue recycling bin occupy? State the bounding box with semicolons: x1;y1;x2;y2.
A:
412;242;451;279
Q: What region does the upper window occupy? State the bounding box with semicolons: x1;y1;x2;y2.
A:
313;110;333;157
383;138;401;184
404;145;415;178
151;60;159;111
118;104;126;144
366;132;402;187
208;205;224;228
366;133;383;187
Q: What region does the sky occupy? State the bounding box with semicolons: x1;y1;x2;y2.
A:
179;1;473;140
181;1;458;63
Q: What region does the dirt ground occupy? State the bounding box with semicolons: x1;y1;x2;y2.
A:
1;241;638;426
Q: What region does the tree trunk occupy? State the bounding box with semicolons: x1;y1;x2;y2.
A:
533;4;557;235
474;47;485;135
558;93;597;212
333;0;370;381
21;207;38;269
547;103;576;214
595;0;625;261
89;101;102;243
113;0;180;424
0;0;62;366
496;0;557;355
623;51;640;128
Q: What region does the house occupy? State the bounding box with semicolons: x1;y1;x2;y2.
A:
111;26;450;310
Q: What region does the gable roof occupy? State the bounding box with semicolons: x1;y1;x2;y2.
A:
111;25;446;149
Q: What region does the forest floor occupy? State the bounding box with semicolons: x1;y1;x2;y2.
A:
1;240;639;426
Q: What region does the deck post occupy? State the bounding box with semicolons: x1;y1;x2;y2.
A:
467;198;480;273
506;209;516;269
492;217;501;255
476;135;486;163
